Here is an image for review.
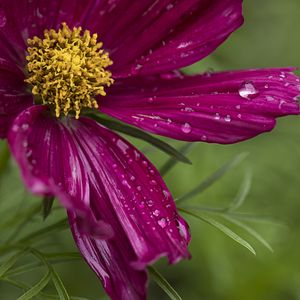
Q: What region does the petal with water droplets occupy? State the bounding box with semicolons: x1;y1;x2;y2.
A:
101;68;300;144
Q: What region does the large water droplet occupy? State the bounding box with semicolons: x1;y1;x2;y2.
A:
181;122;192;134
239;81;259;99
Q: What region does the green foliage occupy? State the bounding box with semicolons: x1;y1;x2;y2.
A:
148;266;182;300
176;152;248;204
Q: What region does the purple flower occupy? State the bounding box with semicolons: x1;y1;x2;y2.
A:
0;1;299;299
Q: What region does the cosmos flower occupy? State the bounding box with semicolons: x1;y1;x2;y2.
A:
0;0;299;299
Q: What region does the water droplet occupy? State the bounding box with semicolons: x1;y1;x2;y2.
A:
166;3;174;10
12;125;19;132
280;72;286;78
239;81;259;99
22;141;28;148
122;179;129;186
293;95;300;101
224;115;231;122
153;209;160;217
214;113;221;120
136;186;142;191
130;176;136;181
235;105;241;110
279;100;285;109
266;95;275;101
163;190;170;200
181;122;192;134
183;107;194;112
237;114;242;119
201;135;207;141
147;199;154;207
149;180;157;186
158;218;167;228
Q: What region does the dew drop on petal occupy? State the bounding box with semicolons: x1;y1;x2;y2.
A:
153;209;160;217
293;95;300;101
158;218;167;228
149;179;157;186
12;125;19;132
214;113;220;120
162;190;170;200
266;95;275;101
181;122;192;134
224;115;231;122
239;81;259;99
183;107;194;112
147;97;154;103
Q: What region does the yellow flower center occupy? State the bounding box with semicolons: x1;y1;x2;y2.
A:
25;23;114;119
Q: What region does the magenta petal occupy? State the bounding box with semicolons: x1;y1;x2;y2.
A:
8;106;190;299
0;57;32;138
101;68;300;143
67;117;190;265
102;0;243;77
68;211;148;300
7;105;113;239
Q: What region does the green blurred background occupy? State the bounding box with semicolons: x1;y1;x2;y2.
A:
1;0;300;299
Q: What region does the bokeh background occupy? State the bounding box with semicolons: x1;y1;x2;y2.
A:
1;0;300;299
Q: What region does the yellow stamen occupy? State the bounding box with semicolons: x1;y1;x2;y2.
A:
25;23;114;119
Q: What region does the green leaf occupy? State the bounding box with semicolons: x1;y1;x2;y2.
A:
7;255;82;277
160;143;194;176
0;204;41;231
176;152;249;204
222;215;274;253
17;270;51;300
51;268;70;300
0;249;28;278
148;266;182;300
1;277;89;300
87;113;191;164
179;208;256;255
225;170;252;212
43;196;55;221
182;204;286;226
19;218;69;244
